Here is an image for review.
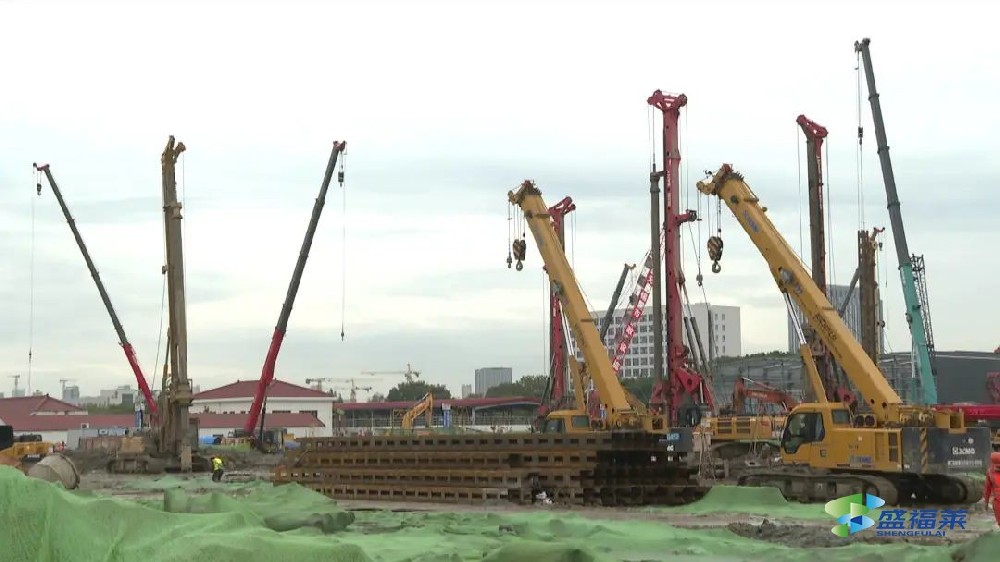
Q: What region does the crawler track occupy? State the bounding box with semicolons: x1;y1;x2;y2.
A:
737;468;981;506
273;431;707;507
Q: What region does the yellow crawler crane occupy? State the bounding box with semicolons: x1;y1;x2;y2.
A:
696;164;990;505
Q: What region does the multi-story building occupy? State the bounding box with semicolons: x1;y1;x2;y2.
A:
62;385;80;403
474;367;512;395
786;284;884;354
685;303;742;360
461;384;473;398
572;303;742;378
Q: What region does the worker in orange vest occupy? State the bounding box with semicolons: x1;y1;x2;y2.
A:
985;452;1000;526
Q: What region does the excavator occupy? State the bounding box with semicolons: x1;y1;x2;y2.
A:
697;164;991;505
508;180;691;441
401;393;434;431
0;425;80;489
710;378;795;460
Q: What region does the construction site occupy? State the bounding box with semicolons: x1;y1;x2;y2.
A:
2;26;999;562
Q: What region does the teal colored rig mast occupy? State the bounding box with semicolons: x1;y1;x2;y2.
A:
855;38;938;404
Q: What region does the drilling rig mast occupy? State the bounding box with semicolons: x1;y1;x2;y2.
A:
646;90;712;425
159;135;195;472
795;115;856;407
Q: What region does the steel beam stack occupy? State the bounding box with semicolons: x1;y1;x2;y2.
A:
273;432;708;506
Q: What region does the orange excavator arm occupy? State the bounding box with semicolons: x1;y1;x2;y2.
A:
401;393;434;430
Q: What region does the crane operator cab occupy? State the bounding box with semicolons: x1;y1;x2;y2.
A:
779;404;853;462
541;412;593;434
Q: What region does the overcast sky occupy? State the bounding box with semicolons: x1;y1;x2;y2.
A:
0;1;996;400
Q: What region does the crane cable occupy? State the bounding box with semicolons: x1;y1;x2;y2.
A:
825;142;837;288
570;212;576;269
856;49;866;230
339;152;347;341
28;166;39;395
796;125;804;259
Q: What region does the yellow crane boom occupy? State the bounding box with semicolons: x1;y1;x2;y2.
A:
508;180;637;426
696;165;902;419
696;164;989;505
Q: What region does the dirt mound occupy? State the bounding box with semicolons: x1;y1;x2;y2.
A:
727;519;963;548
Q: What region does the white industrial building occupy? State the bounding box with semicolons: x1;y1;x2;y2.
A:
786;283;884;353
474;367;512;395
575;303;742;378
191;379;335;438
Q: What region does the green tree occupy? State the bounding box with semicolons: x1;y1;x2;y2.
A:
368;392;386;402
485;375;548;398
386;381;451;402
621;376;656;402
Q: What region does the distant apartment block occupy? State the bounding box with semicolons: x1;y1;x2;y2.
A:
787;283;884;353
572;303;742;378
475;367;512;395
461;384;473;398
62;385;80;403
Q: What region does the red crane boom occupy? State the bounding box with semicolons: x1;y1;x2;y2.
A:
243;141;346;434
33;164;159;418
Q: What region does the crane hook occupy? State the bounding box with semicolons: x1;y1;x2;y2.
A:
511;238;527;271
707;235;724;274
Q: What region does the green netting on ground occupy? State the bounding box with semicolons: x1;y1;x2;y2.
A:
1;466;997;562
648;485;830;519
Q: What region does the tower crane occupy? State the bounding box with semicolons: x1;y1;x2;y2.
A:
697;164;988;505
361;363;421;384
32;163;159;416
319;377;375;401
7;375;20;395
243;141;347;435
304;377;335;392
855;38;938;404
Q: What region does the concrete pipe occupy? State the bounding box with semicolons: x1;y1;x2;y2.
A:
27;453;81;490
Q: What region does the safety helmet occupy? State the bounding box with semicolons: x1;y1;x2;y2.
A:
992;451;1000;467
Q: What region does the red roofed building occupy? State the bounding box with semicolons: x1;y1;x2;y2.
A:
0;391;327;447
0;395;133;444
192;379;335;438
